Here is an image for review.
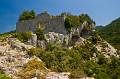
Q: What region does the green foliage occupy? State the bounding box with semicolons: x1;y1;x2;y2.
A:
65;14;94;32
23;59;48;72
26;42;99;78
35;28;45;40
25;35;120;79
65;16;81;32
95;72;111;79
0;70;11;79
0;73;11;79
97;55;108;65
64;17;72;32
0;30;16;40
27;44;86;78
19;10;35;21
27;47;44;57
96;17;120;50
16;32;32;42
79;14;94;24
26;44;120;79
18;59;48;79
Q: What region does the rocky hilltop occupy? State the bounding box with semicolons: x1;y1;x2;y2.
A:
0;12;120;79
0;38;71;79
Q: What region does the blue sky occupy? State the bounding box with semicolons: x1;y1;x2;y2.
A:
0;0;120;33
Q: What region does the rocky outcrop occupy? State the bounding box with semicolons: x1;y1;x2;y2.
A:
45;32;65;44
25;20;96;48
96;40;118;58
0;38;35;78
10;38;34;51
81;21;95;37
29;33;37;47
80;77;95;79
46;72;70;79
37;40;47;48
0;38;71;79
75;37;86;46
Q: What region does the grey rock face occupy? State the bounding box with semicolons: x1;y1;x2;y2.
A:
81;21;95;37
10;38;34;51
63;35;70;46
28;33;37;46
35;32;71;48
70;27;80;37
75;37;85;46
37;40;46;48
96;41;118;58
80;77;95;79
45;32;65;45
46;72;70;79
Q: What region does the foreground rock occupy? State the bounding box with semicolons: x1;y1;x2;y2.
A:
0;38;70;79
46;72;70;79
95;40;118;58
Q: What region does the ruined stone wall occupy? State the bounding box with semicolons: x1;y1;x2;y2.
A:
16;20;37;33
44;17;67;35
35;13;51;22
16;13;67;34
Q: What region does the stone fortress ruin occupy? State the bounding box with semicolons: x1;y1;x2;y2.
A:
16;12;67;35
16;12;96;47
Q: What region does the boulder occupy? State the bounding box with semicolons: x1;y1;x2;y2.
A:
28;33;37;46
37;40;47;48
45;32;65;45
80;77;95;79
75;37;85;46
96;40;118;58
46;72;70;79
10;39;34;51
81;21;95;37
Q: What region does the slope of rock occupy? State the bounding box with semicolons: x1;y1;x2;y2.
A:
0;37;71;79
95;40;118;58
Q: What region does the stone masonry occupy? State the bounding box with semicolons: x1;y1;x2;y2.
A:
16;12;67;35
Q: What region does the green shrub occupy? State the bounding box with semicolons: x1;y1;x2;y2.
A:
27;47;44;57
0;73;11;79
19;10;35;21
18;59;48;79
16;32;32;42
26;39;120;79
65;16;81;32
95;72;111;79
97;55;108;65
65;14;94;32
35;28;45;40
0;70;11;79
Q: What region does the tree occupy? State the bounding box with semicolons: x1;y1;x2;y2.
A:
65;17;72;32
30;10;35;19
64;14;95;32
35;28;45;40
65;16;80;32
19;10;36;21
79;14;94;24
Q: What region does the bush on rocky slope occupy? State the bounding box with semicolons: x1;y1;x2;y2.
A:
25;33;120;79
18;58;48;79
16;32;32;43
0;70;11;79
